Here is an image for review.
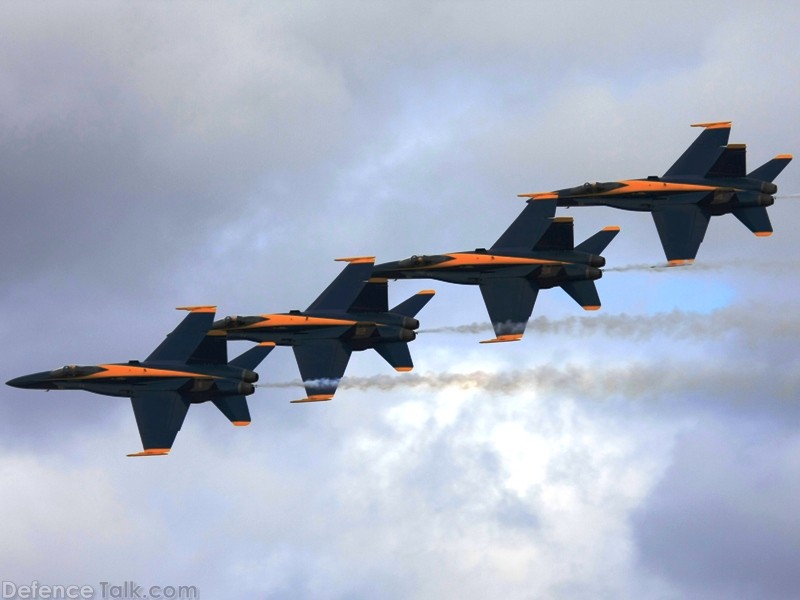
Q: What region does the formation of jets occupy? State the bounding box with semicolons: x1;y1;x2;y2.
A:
7;122;793;455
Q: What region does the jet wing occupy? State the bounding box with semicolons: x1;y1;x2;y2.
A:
651;204;711;264
478;279;539;343
146;306;216;363
128;391;191;456
291;340;353;402
306;257;375;312
491;199;556;250
663;122;731;178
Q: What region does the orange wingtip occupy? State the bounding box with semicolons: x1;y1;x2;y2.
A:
754;231;773;237
395;366;413;372
517;193;557;200
691;121;731;129
176;305;216;313
335;256;375;264
553;216;573;223
127;448;171;457
775;154;793;160
291;394;334;403
602;225;621;232
480;333;523;344
206;329;227;336
232;421;251;427
667;259;694;267
368;277;389;283
418;289;436;295
582;305;601;311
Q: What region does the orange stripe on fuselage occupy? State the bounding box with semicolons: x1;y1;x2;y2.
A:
227;314;359;330
80;365;216;380
598;180;719;196
405;253;565;270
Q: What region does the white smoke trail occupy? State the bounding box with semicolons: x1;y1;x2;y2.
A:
419;307;800;340
259;362;800;402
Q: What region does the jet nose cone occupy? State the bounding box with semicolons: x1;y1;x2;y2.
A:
7;375;39;389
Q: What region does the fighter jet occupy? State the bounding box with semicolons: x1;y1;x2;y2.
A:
211;257;434;403
519;121;792;265
372;200;619;343
6;306;274;456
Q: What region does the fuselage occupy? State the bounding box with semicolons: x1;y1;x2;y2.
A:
6;361;259;400
527;176;776;213
211;310;420;350
372;250;604;288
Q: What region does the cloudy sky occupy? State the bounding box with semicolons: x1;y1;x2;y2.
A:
2;1;800;598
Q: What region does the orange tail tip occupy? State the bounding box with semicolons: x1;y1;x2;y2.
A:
334;256;375;264
691;121;731;129
127;448;171;457
480;333;523;344
291;394;334;403
231;421;251;427
754;231;773;237
667;259;694;267
176;305;216;313
258;341;277;347
775;154;793;160
582;305;601;311
602;226;621;232
418;289;436;295
395;366;413;372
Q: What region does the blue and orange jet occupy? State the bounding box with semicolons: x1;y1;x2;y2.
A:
373;200;619;343
6;306;274;456
519;122;792;265
211;257;434;403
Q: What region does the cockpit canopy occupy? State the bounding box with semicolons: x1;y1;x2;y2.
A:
49;365;104;378
563;181;625;196
397;254;452;268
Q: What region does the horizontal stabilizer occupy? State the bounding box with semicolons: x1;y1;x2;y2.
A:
707;144;747;178
212;396;251;425
374;341;413;371
748;155;793;182
229;342;275;370
574;226;620;255
390;289;435;317
732;206;773;236
664;122;730;178
491;199;556;250
188;335;228;365
561;280;601;310
533;217;574;251
349;278;388;313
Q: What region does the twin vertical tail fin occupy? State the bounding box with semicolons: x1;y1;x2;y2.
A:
733;154;792;237
390;289;436;317
748;154;792;183
562;226;620;310
374;289;436;372
574;225;620;255
215;342;276;426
